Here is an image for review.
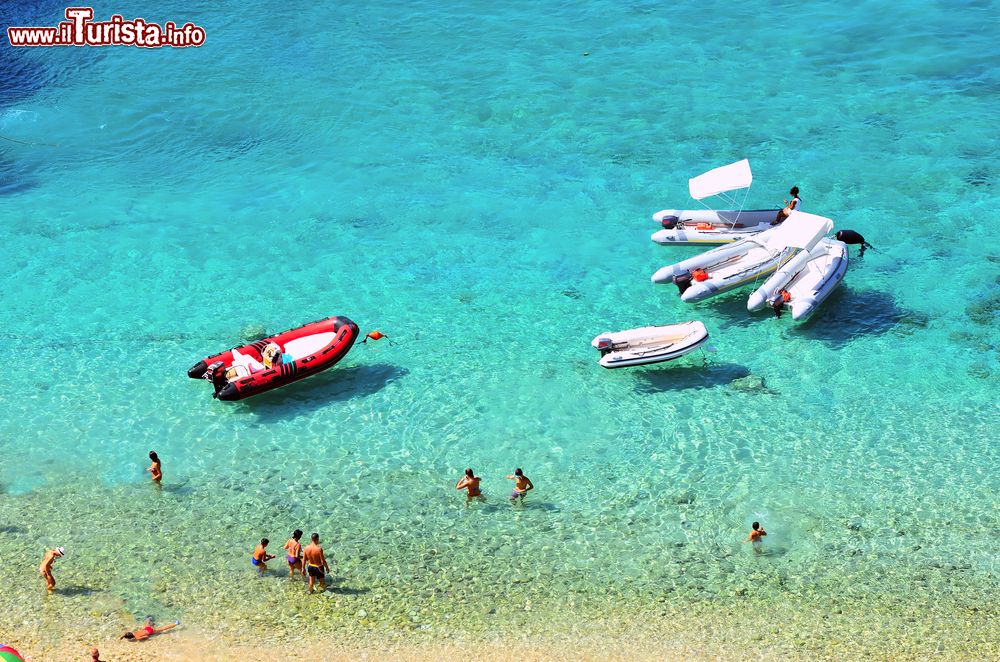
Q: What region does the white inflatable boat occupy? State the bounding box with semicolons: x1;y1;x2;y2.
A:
592;321;709;368
651;211;834;303
651;159;781;245
652;209;779;245
747;234;848;321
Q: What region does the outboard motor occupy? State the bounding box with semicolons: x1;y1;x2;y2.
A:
835;229;874;256
769;289;791;318
660;215;679;229
673;272;693;295
206;361;227;395
769;297;785;318
595;337;614;357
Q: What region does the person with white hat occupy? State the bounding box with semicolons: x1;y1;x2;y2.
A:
39;546;65;591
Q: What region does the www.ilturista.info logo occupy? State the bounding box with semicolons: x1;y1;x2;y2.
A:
7;7;205;48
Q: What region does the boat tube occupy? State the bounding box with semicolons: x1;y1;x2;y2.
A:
652;211;834;303
592;321;709;368
747;236;848;321
187;316;359;401
652;209;779;245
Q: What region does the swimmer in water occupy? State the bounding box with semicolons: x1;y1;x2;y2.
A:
120;617;180;641
39;546;65;591
283;529;304;579
251;538;276;575
743;521;767;554
506;468;533;503
147;451;162;483
456;467;482;502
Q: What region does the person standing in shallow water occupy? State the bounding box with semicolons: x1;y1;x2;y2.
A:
771;186;802;225
283;529;304;578
744;521;767;554
456;467;482;502
251;538;276;575
39;546;65;591
506;468;533;503
302;532;330;594
147;450;162;483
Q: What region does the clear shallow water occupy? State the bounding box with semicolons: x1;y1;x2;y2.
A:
1;0;998;657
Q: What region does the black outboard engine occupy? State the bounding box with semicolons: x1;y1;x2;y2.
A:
660;215;679;229
769;296;785;318
673;272;693;295
595;337;614;357
205;361;227;396
835;229;874;256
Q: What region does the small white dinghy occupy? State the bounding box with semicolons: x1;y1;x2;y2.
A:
592;321;709;369
651;211;834;303
651;160;780;245
747;234;848;321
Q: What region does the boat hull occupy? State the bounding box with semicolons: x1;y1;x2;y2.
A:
188;316;359;401
746;238;848;321
652;209;777;245
592;321;709;368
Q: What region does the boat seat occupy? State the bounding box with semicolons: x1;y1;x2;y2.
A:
224;364;251;381
232;348;265;373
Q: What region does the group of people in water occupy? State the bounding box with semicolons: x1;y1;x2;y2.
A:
245;467;535;593
252;530;331;593
455;466;534;502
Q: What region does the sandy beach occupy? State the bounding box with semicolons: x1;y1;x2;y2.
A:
6;594;998;661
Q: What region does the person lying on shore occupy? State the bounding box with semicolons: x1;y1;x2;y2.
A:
120;618;180;641
39;546;65;591
456;468;482;501
284;530;305;578
506;468;533;503
303;533;330;594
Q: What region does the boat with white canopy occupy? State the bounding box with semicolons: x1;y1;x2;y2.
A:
747;229;848;321
651;211;834;303
591;321;709;368
651;159;781;245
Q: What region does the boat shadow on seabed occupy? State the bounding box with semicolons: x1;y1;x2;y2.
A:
793;286;918;348
234;362;408;422
634;362;752;393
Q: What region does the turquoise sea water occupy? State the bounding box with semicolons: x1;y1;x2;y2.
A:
1;0;998;657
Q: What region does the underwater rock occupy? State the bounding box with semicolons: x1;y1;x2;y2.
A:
728;374;776;395
239;323;268;342
967;364;991;379
965;291;1000;326
672;491;696;505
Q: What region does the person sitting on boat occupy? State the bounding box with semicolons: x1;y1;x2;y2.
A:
261;342;283;369
771;186;801;225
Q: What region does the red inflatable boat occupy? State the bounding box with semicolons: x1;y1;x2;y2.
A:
187;316;359;401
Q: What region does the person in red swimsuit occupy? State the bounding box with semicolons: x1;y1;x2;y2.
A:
120;617;180;641
743;521;767;554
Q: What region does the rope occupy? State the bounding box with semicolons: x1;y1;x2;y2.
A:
0;134;60;147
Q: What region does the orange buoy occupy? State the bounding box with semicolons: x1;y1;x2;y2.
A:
692;268;709;282
695;222;714;231
365;330;385;341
